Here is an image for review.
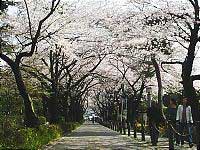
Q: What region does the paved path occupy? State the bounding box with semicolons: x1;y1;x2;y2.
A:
44;122;196;150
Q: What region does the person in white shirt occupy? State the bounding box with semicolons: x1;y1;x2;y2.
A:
176;97;193;148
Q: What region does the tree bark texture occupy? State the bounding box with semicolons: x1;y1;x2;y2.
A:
12;65;39;127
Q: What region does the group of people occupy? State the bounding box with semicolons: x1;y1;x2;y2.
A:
167;97;193;148
147;97;194;148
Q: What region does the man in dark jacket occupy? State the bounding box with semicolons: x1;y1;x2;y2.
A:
147;101;162;146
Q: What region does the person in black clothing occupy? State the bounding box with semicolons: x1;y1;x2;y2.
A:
147;101;161;146
92;116;95;124
166;98;178;145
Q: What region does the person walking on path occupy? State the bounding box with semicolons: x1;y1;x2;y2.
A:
147;101;162;146
176;97;193;148
92;116;95;124
166;98;178;146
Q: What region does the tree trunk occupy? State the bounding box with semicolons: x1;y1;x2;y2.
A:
48;96;59;124
182;60;199;122
68;99;75;122
48;82;59;124
42;94;48;118
151;56;163;112
181;36;200;147
13;65;39;127
181;29;200;122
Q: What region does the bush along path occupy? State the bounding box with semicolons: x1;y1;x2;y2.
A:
0;117;82;149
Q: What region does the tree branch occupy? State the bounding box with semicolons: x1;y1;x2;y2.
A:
191;74;200;81
15;0;61;64
22;64;52;83
0;53;15;68
24;0;33;40
161;61;183;73
71;55;106;89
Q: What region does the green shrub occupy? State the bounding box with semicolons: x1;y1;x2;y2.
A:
65;122;80;131
59;122;81;133
39;116;47;124
0;116;82;149
0;124;62;149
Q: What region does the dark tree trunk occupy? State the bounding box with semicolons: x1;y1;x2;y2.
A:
151;56;163;112
74;101;83;122
47;50;59;124
63;92;69;122
127;97;132;136
42;95;48;118
181;29;200;148
182;58;199;122
180;31;199;122
12;65;39;127
68;98;83;122
131;100;138;138
68;99;75;122
48;97;59;124
48;82;59;124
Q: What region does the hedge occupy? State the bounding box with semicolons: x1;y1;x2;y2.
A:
0;124;62;149
0;117;82;149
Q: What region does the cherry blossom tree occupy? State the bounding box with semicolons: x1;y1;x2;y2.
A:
126;1;200;147
0;0;62;127
132;0;200;122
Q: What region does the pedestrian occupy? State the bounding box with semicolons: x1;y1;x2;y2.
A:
176;97;193;148
92;116;95;124
166;98;178;145
147;101;161;146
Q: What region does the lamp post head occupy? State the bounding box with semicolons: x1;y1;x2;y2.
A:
146;87;152;94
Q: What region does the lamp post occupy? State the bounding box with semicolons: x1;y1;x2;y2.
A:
113;91;117;131
146;87;152;108
120;83;124;134
141;111;145;141
122;82;129;135
117;105;120;132
146;86;152;130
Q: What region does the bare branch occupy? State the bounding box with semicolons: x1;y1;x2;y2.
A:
41;58;49;67
0;53;15;68
191;74;200;81
189;0;195;9
15;0;61;64
24;0;33;40
58;59;77;77
78;57;105;85
173;37;188;49
161;61;183;73
22;64;52;83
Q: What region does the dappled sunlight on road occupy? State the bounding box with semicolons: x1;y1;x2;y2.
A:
44;122;196;150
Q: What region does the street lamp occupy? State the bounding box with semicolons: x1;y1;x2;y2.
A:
140;86;152;142
121;83;127;118
146;86;152;94
146;86;152;108
120;82;128;134
121;83;125;121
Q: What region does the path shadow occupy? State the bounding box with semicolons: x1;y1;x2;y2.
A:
70;131;119;137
